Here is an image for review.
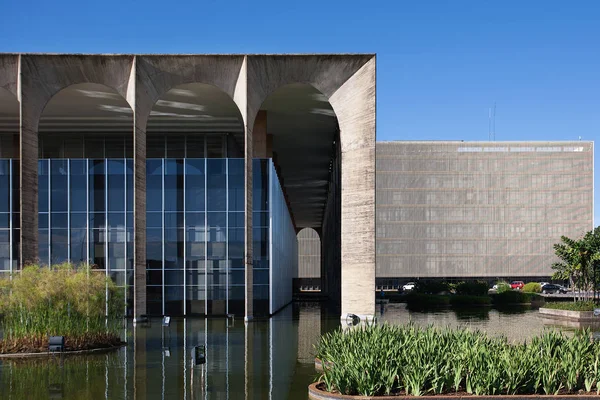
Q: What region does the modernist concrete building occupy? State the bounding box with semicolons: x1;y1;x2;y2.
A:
0;53;376;320
298;140;594;289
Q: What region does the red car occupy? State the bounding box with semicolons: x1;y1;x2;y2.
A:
510;281;525;290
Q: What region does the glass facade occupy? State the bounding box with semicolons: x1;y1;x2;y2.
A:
146;158;272;316
0;156;296;317
0;159;19;274
38;159;135;314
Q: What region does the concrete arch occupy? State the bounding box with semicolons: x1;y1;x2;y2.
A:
0;54;20;99
255;83;338;229
0;87;20;157
245;55;373;133
37;82;134;159
146;82;245;153
246;55;376;318
297;227;322;281
135;55;247;128
20;55;135;131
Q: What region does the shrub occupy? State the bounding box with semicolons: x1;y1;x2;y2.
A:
523;282;542;293
492;290;541;305
543;301;596;312
455;280;489;296
315;324;600;396
0;264;124;353
450;294;492;307
496;281;511;293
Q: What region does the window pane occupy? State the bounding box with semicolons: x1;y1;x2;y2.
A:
107;160;125;212
253;159;269;211
70;160;87;212
164;229;184;269
50;229;68;264
186;136;204;158
51;160;68;212
228;159;244;212
89;160;106;213
38;160;49;213
164;160;183;212
206;135;224;158
146;160;162;212
0;161;10;213
207;159;226;211
146;228;162;269
185;159;205;211
70;229;87;265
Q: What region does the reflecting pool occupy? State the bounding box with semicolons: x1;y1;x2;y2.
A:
1;302;599;399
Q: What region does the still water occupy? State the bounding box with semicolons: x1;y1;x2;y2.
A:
1;302;598;400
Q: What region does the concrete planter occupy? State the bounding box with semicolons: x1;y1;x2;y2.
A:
315;357;333;372
539;308;596;322
308;382;599;400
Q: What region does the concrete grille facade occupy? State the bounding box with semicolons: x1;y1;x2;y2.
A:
376;141;594;280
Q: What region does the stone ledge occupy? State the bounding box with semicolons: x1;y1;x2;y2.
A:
308;383;600;400
539;307;596;321
0;343;126;359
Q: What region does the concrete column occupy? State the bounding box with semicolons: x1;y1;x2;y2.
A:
133;117;147;320
19;104;38;266
18;56;41;266
330;57;376;321
244;116;254;321
252;110;267;158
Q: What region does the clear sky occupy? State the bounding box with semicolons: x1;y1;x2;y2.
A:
1;0;598;225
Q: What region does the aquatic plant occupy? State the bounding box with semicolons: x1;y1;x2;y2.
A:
544;300;597;311
315;324;600;396
0;263;124;353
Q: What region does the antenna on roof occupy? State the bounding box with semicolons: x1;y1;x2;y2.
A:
492;102;496;141
488;103;497;141
488;107;492;141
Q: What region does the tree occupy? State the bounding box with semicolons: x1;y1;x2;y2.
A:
552;227;600;302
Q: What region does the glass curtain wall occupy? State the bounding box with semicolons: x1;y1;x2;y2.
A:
0;159;19;274
146;158;270;316
31;157;294;317
38;159;134;315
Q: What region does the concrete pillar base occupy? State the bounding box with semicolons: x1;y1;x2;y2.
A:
340;313;376;327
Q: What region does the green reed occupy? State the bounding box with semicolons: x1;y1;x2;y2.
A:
0;263;124;352
315;323;600;396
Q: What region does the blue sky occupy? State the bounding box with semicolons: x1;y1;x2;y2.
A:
1;0;598;225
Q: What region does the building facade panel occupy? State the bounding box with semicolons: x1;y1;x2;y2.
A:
376;141;594;280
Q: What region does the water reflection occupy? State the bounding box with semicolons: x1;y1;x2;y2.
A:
1;302;598;399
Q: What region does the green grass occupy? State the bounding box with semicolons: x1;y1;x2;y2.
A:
0;264;124;353
543;301;597;312
315;324;600;397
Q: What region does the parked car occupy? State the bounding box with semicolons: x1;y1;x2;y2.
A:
539;282;550;288
510;281;525;290
402;282;416;291
541;284;568;294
